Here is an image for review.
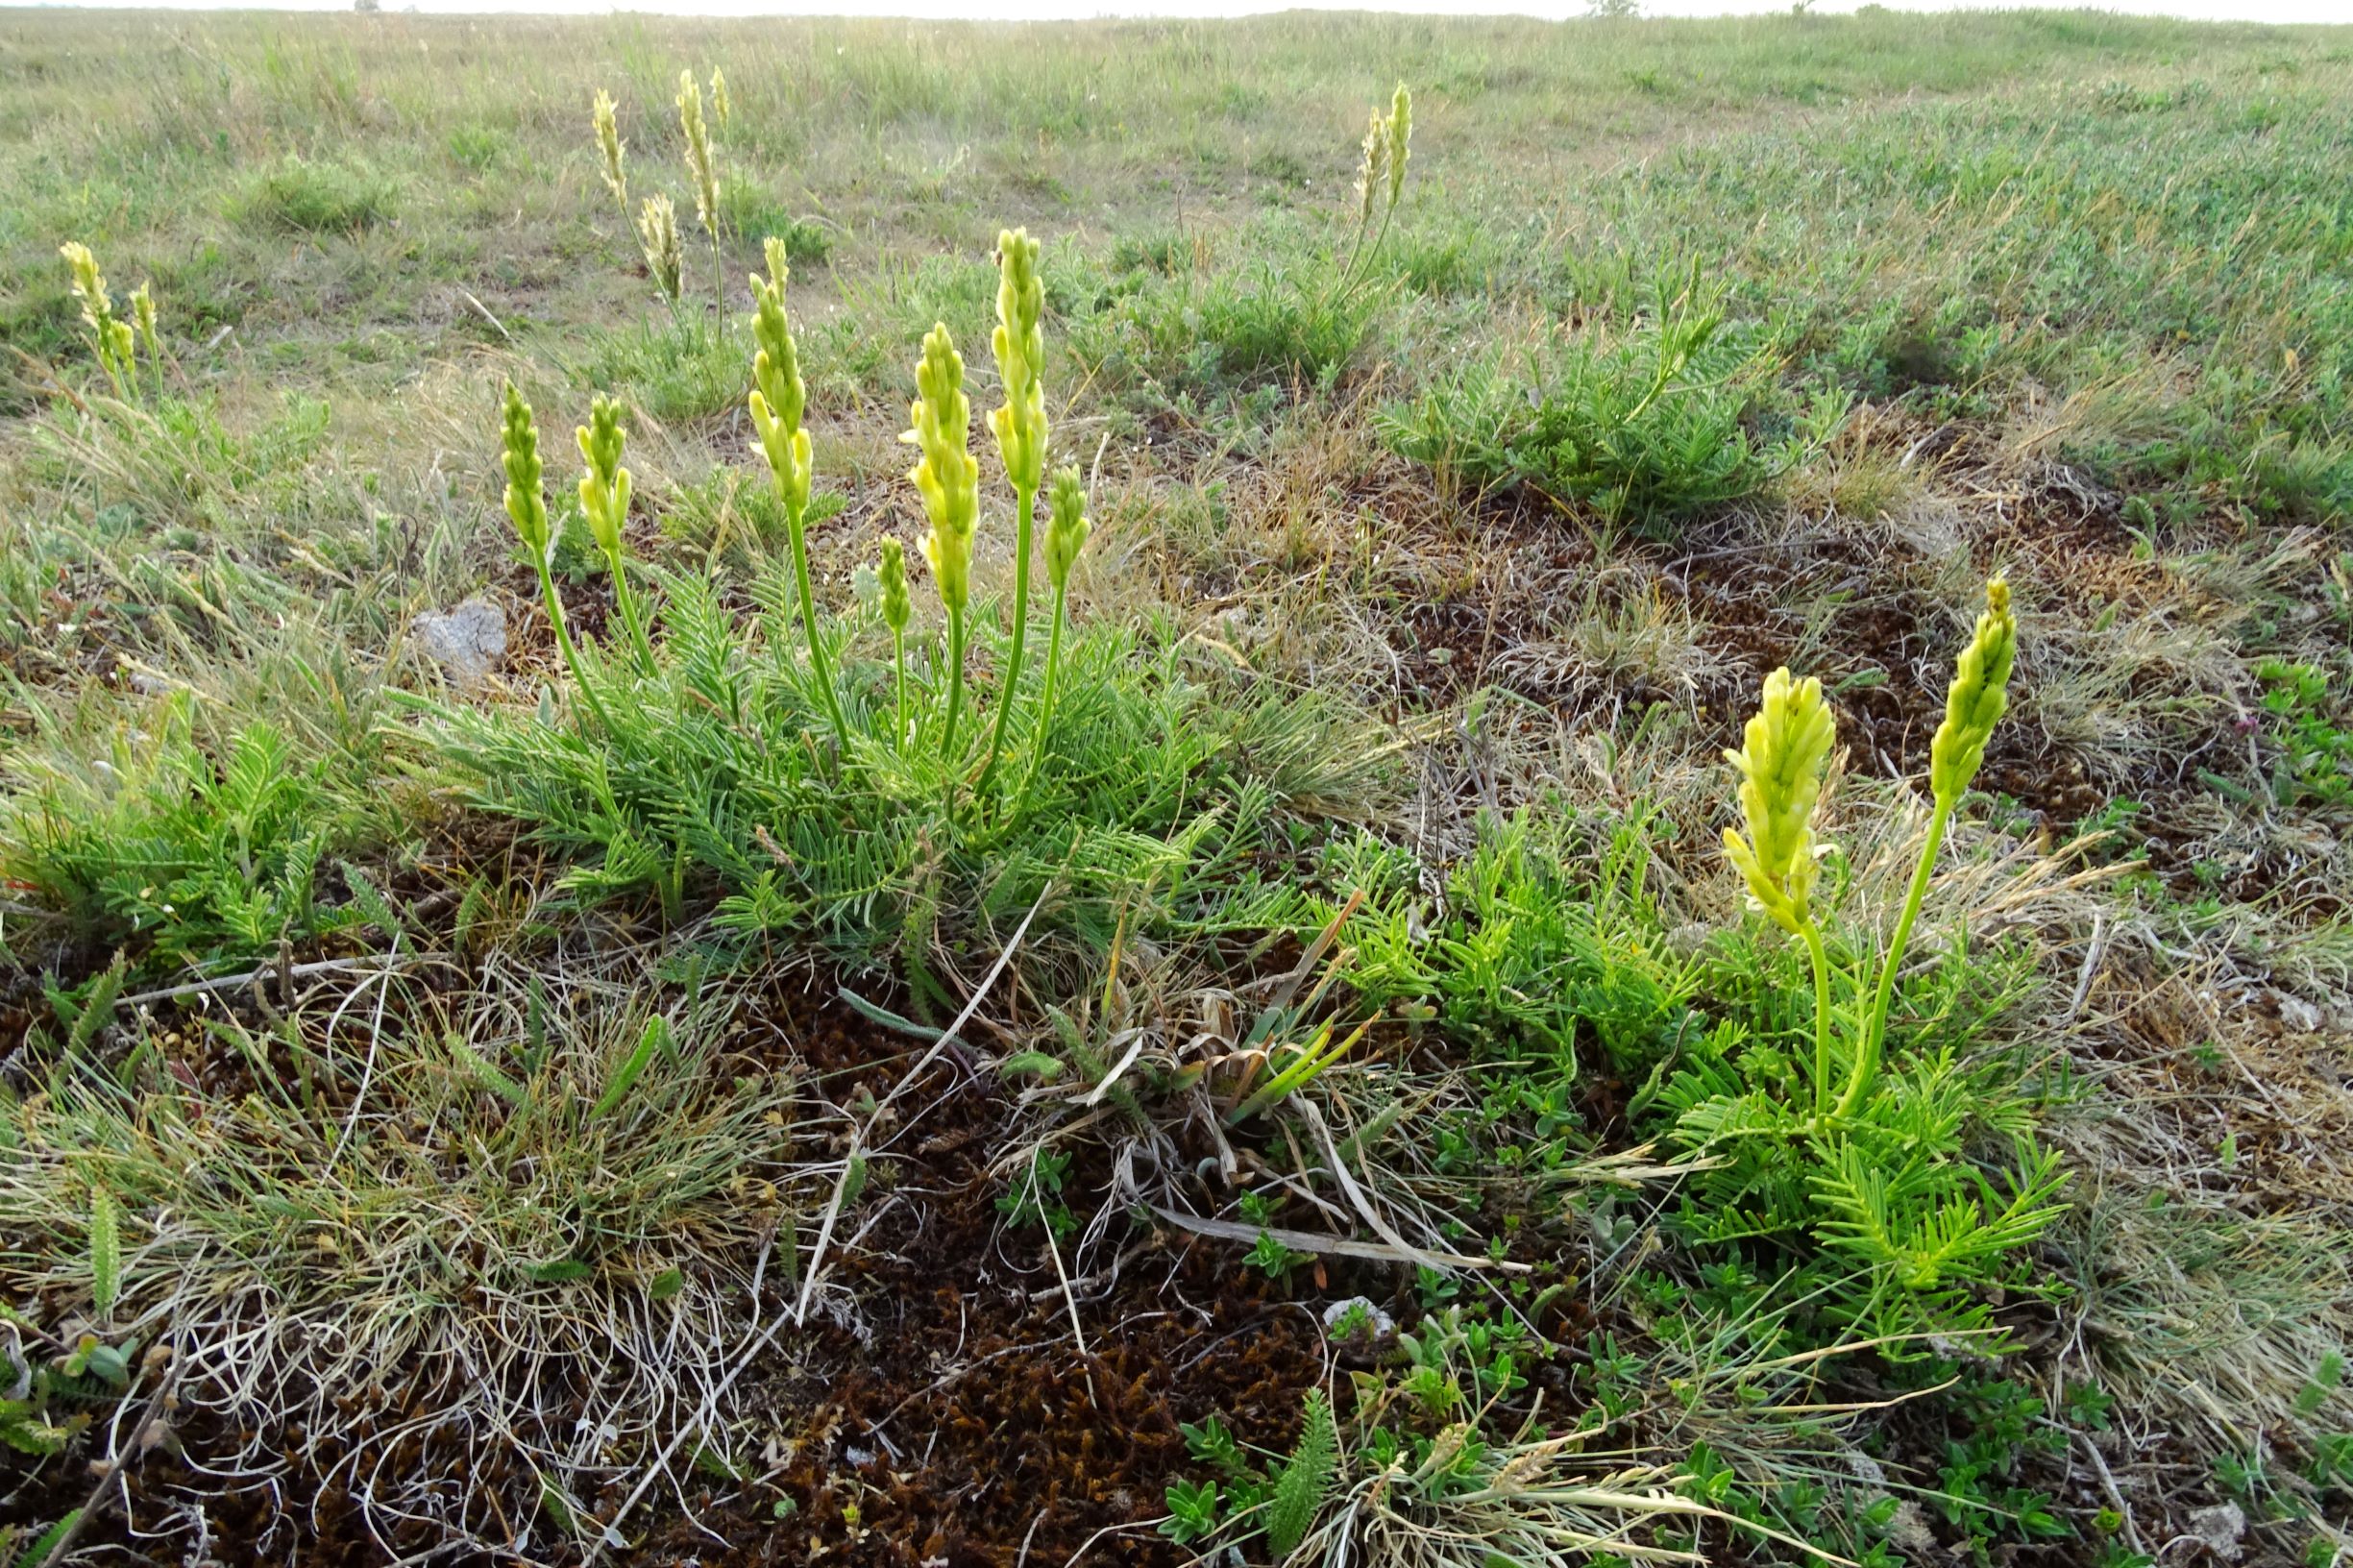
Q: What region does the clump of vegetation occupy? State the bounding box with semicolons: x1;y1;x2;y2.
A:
1656;579;2067;1340
228;155;400;233
1384;270;1821;525
415;230;1390;990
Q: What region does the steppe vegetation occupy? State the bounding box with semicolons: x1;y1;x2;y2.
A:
1;9;2350;1567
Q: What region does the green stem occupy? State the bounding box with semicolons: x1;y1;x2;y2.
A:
1013;585;1068;821
890;626;907;753
783;493;850;752
975;482;1036;798
604;545;657;674
538;565;616;734
1839;796;1953;1119
1802;919;1834;1119
941;600;968;767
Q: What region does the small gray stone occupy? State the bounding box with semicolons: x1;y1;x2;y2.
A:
411;597;505;687
2186;1501;2245;1561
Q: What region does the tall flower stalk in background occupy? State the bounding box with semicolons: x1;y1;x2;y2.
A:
975;228;1047;796
1335;83;1411;297
1841;577;2016;1116
1723;668;1839;1114
905;325;978;764
749;237;848;750
635;193;683;309
675;69;723;312
60;242;135;399
129;282;160;395
592;89;629;228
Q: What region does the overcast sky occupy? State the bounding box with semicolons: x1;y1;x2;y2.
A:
6;0;2345;23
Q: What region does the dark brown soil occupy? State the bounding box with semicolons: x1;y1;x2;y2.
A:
0;997;1331;1568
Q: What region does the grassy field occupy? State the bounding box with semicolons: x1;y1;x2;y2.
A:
1;7;2351;1566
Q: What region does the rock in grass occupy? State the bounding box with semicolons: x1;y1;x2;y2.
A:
411;597;506;687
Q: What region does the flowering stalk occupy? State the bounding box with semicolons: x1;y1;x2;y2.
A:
748;237;848;751
904;323;978;764
501;382;611;730
576;393;654;672
130;282;160;399
1841;577;2016;1117
877;536;912;751
592;89;629;228
61;242;135;400
1336;84;1411;298
636;193;684;309
710;68;732;137
1723;667;1838;1115
676;69;723;313
1015;465;1091;816
976;229;1047;797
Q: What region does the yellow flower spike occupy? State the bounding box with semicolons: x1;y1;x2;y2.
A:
746;248;847;748
60;242;110;331
710;68;731;136
575;394;631;559
576;393;653;671
987;228;1047;498
676;68;724;309
877;535;911;640
500;382;606;725
675;69;718;236
904;322;979;760
976;228;1051;796
1355;112;1388;233
1928;576;2017;808
1725;666;1840;1115
592;89;628;220
1845;575;2024;1118
748;255;811;515
1044;464;1091;596
635;193;683;305
1386;83;1412;207
1723;667;1836;937
905;324;978;617
61;241;131;389
500;381;551;567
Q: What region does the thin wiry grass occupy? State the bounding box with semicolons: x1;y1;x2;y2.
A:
0;953;803;1558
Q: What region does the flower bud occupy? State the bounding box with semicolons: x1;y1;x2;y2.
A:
877;536;911;638
1928;577;2017;808
500;381;553;568
1045;466;1091;593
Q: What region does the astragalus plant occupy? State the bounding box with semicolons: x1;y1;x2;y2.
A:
1658;578;2066;1340
414;225;1393;986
